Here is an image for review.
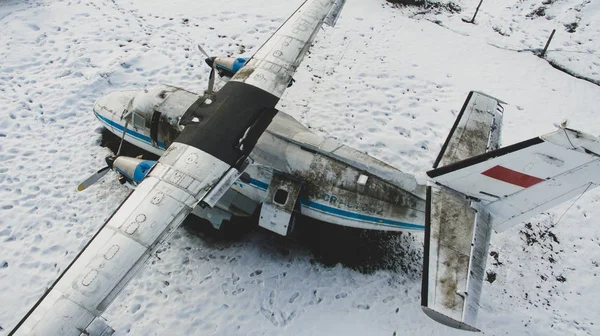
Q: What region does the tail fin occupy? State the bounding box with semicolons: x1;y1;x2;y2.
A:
422;91;600;331
428;128;600;231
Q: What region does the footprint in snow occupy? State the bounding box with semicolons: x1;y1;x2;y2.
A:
288;292;299;303
260;306;279;326
309;289;322;305
268;291;275;306
335;292;347;299
130;303;141;314
283;310;298;326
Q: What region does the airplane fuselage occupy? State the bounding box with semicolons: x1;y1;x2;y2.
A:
93;85;427;235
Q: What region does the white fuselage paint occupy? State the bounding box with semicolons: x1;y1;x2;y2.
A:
94;87;427;233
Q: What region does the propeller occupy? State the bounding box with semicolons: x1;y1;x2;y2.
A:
198;44;218;96
77;166;111;191
197;44;211;58
76;156;118;191
78;99;134;191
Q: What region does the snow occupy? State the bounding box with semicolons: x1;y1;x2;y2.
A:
1;0;599;335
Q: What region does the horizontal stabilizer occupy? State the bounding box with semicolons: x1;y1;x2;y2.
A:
421;91;505;331
433;91;504;169
422;187;492;332
429;128;600;231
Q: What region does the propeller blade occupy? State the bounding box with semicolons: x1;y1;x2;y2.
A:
197;44;210;58
206;62;216;95
116;118;130;157
77;166;110;191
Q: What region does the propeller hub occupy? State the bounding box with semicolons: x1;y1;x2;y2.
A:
205;56;216;68
105;156;116;169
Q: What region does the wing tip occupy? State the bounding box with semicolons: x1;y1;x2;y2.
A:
421;306;480;332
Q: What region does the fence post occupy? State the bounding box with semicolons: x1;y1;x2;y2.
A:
540;29;556;58
463;0;484;24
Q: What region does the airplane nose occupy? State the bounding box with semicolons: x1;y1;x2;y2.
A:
205;56;216;68
93;95;108;115
93;91;136;118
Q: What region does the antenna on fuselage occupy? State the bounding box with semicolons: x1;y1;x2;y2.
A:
117;98;134;157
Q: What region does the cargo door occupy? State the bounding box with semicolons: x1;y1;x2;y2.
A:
259;173;302;236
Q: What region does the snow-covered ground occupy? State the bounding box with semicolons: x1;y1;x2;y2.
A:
1;0;599;335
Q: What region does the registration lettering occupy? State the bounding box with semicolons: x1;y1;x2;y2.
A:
321;193;384;215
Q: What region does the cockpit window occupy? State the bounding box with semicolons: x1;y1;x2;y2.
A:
132;112;146;129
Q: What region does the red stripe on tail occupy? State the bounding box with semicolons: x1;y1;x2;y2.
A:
482;165;544;188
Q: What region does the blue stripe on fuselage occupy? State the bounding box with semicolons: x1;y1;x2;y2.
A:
94;111;166;149
244;178;423;230
299;199;424;230
249;178;268;191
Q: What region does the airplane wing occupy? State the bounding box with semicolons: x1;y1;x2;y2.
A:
10;1;344;334
422;92;600;331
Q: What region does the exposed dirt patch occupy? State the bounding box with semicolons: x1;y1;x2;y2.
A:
564;22;578;33
486;271;497;284
527;6;546;18
490;251;504;266
294;216;423;276
386;0;461;14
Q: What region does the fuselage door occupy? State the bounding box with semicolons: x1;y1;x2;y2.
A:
259;173;303;236
150;111;161;147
